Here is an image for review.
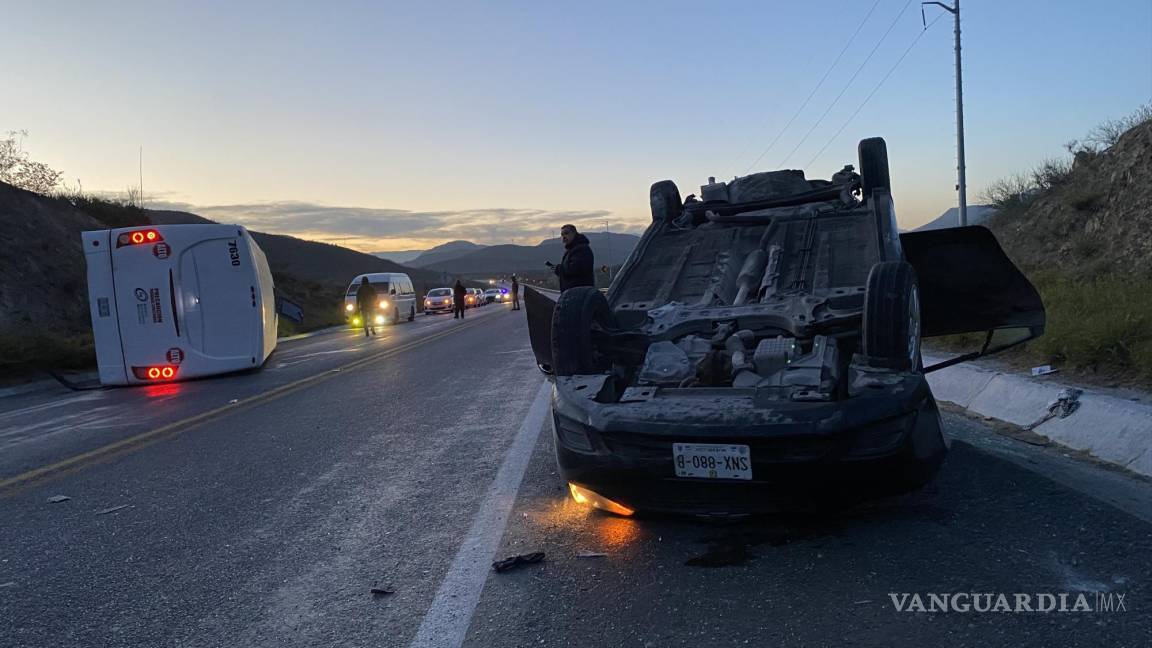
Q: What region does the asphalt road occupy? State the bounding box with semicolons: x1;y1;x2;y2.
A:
1;301;1150;647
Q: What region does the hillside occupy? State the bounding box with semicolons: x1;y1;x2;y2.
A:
425;231;639;275
0;183;104;370
989;120;1152;277
407;240;487;268
979;115;1152;385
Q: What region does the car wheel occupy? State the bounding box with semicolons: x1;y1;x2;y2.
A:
858;137;890;198
862;261;920;371
408;306;415;322
551;286;613;376
649;180;682;223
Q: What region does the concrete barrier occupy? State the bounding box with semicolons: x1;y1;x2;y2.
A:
925;354;1152;477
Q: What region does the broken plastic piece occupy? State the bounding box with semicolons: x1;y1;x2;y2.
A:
576;551;607;559
47;495;70;504
370;585;395;596
492;552;545;573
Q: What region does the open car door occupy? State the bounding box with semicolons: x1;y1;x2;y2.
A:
524;286;556;374
900;226;1045;373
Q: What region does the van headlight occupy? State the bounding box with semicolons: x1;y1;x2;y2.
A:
345;304;354;312
375;315;385;325
379;300;389;309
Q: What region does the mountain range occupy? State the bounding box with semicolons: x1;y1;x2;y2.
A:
376;232;640;276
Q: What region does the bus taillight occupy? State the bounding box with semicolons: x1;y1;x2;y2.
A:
133;365;179;381
117;230;164;248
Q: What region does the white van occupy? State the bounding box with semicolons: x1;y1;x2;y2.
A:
343;272;417;326
83;224;277;386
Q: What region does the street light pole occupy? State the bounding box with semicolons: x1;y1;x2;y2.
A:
923;0;967;227
603;220;613;281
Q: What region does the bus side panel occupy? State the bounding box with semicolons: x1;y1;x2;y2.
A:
245;231;277;364
83;231;129;386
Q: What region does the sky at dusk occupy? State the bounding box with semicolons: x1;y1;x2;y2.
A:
4;0;1151;252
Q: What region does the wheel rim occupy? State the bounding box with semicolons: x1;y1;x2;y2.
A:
908;285;922;366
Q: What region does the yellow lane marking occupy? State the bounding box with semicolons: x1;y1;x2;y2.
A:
0;315;498;494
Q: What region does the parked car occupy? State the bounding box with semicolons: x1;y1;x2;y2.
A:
466;287;484;307
423;287;455;314
344;272;416;325
526;137;1046;517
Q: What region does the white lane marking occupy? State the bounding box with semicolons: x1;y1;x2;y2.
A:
408;379;551;648
0;391;105;422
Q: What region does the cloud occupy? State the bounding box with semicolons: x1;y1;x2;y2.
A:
148;200;645;252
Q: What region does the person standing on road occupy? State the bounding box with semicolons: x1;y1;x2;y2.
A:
547;224;595;292
355;277;377;337
510;274;520;310
453;280;467;319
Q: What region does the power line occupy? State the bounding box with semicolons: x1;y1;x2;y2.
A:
776;0;915;168
737;0;883;176
803;13;946;169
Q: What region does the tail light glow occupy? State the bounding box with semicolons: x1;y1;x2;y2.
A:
117;229;165;248
132;365;179;381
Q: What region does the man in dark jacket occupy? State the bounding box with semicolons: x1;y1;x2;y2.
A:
452;280;467;319
355;277;377;337
510;274;520;310
548;224;595;292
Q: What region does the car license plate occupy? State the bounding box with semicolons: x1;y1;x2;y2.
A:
673;443;752;480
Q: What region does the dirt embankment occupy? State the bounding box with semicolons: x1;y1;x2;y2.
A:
981;118;1152;387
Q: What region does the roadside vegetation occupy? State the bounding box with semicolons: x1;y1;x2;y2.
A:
974;103;1152;387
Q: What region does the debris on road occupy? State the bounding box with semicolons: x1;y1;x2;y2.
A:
47;495;71;504
228;399;239;404
1025;388;1083;431
96;505;131;516
370;585;395;597
576;551;607;559
0;581;15;588
492;552;545;573
1030;365;1058;376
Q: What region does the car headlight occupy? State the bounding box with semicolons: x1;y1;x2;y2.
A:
352;316;361;326
375;315;385;325
345;304;354;312
379;300;389;309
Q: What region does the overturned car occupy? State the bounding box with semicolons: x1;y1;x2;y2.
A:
526;138;1045;516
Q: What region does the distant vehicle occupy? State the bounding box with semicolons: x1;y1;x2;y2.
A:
423;287;454;314
483;288;508;304
465;287;483;307
343;273;416;326
527;137;1046;516
83;224;277;385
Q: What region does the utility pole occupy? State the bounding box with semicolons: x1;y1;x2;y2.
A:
603;220;613;281
923;0;967;226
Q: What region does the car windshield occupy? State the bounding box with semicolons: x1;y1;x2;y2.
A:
428;288;452;297
347;281;389;295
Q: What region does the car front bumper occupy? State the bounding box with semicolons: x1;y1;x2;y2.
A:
550;374;947;516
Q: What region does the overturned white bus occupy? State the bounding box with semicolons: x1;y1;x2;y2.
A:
83;224;277;385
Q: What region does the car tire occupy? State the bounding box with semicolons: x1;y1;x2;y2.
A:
551;286;613;376
649;180;682;223
408;306;415;322
862;261;921;371
858;137;890;198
